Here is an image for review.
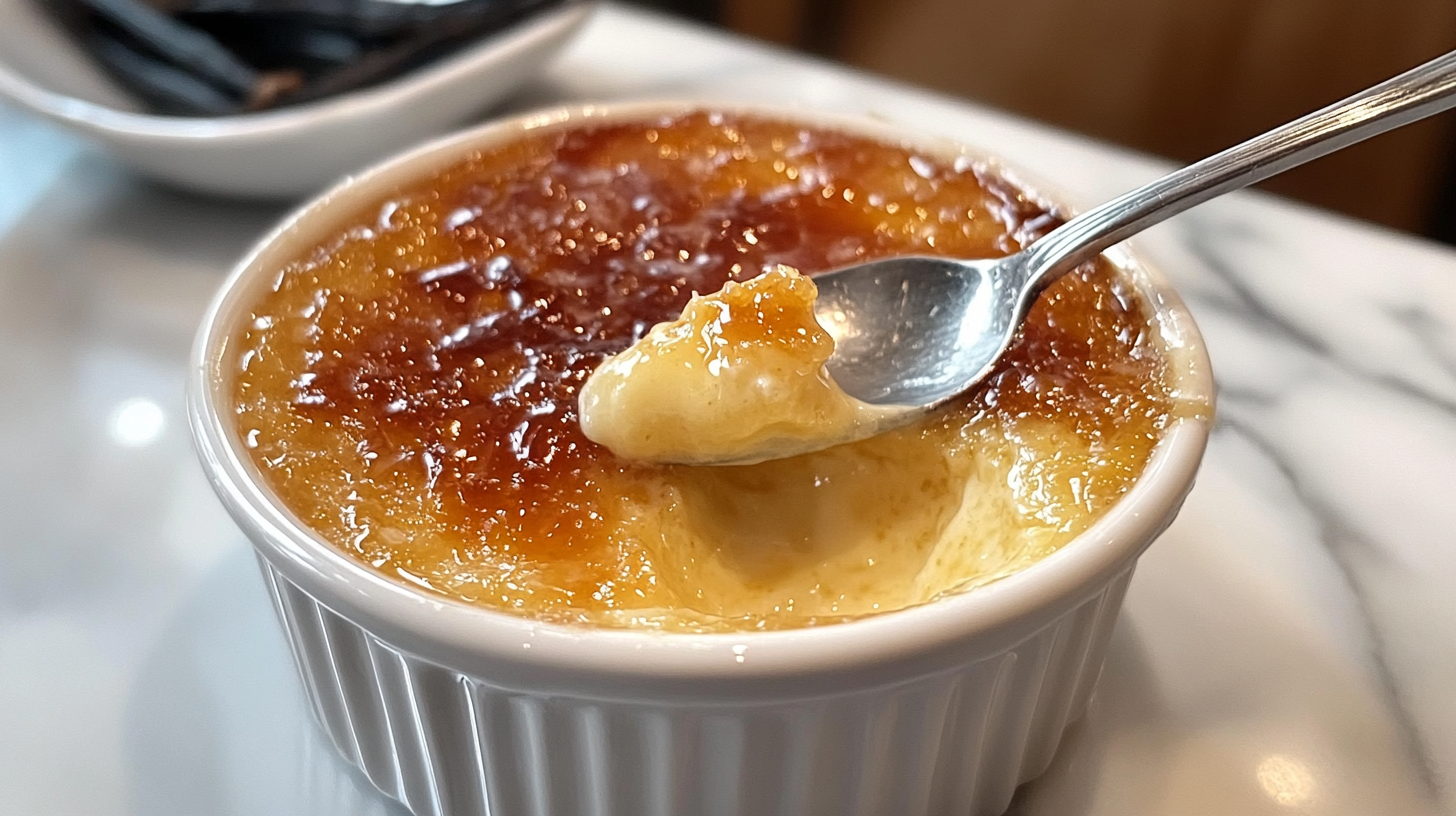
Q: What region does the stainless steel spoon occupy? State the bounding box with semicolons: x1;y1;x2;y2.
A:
814;48;1456;414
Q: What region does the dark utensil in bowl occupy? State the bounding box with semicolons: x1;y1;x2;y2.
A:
44;0;566;115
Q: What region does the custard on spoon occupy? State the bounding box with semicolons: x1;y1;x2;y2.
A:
578;265;900;465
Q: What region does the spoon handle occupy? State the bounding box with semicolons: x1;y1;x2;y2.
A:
1021;48;1456;289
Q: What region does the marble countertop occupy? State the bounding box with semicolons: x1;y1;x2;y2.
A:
1;5;1452;814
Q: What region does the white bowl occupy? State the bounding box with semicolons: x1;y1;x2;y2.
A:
0;0;593;198
189;101;1215;816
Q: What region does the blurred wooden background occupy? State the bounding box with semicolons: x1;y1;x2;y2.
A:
690;0;1456;238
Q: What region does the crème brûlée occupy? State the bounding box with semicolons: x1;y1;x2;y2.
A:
230;111;1201;632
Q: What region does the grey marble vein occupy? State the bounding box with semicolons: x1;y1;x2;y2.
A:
1216;415;1443;802
1180;211;1456;418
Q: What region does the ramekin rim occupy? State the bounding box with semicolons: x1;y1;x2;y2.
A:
188;99;1214;679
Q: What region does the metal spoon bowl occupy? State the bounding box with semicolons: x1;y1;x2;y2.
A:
815;48;1456;413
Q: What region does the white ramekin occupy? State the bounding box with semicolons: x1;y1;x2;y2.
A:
188;102;1214;816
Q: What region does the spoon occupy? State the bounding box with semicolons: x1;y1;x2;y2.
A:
815;48;1456;411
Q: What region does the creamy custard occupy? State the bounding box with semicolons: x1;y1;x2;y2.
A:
578;265;898;464
231;111;1180;631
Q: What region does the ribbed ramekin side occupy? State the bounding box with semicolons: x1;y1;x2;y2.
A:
258;558;1134;816
1020;566;1133;778
260;556;366;770
920;567;1130;816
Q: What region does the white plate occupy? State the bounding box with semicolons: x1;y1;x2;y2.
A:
0;0;594;198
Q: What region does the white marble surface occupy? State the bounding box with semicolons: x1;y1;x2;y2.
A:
1;5;1453;814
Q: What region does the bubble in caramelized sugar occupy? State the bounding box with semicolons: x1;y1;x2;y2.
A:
231;111;1179;631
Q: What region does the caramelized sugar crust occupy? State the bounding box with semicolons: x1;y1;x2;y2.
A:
232;111;1173;630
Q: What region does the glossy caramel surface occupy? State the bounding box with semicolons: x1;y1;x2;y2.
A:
230;111;1175;630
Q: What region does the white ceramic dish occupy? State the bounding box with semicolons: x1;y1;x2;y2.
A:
188;101;1215;816
0;0;593;198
